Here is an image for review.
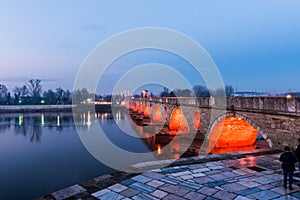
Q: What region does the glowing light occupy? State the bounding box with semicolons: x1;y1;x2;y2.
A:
194;112;200;130
169;108;189;134
286;94;292;99
40;100;45;104
247;156;256;167
18;114;23;126
209;117;259;154
133;102;137;112
157;145;162;155
115;110;121;121
138;103;143;114
239;158;246;166
153;105;163;123
144;103;150;118
57;115;60;126
87;111;91;127
18;100;22;104
94;101;112;105
171;142;180;159
101;114;104;124
41;114;45;126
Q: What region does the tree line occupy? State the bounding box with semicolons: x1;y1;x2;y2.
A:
159;85;234;98
0;79;72;105
0;79;112;105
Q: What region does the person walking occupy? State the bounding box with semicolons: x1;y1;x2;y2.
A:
279;146;297;190
294;138;300;173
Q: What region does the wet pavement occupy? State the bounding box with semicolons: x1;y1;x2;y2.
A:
41;150;300;200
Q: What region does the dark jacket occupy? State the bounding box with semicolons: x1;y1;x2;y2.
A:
279;151;297;171
294;144;300;161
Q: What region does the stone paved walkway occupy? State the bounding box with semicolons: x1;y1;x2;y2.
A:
44;151;300;200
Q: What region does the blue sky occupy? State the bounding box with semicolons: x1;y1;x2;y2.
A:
0;0;299;94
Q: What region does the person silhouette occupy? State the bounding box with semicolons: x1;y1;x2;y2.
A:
279;146;297;190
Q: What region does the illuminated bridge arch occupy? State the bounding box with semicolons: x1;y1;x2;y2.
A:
200;112;272;154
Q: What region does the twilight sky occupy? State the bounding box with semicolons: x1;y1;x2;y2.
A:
0;0;299;94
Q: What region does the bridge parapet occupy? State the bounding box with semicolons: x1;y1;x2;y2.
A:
133;96;300;116
228;97;300;115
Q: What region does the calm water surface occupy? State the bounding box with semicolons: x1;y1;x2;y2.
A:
0;110;156;200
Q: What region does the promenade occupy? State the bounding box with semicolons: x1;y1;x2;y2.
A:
39;149;300;200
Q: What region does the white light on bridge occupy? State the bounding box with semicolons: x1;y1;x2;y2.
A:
286;94;292;99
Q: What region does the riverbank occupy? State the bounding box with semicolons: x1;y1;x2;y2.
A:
0;105;75;113
36;148;300;200
0;104;113;113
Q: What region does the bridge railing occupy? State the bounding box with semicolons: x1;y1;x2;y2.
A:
132;96;300;115
228;97;300;114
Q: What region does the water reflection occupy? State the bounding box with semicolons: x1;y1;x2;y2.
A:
0;112;118;143
0;109;267;158
0;111;115;200
123;108;201;159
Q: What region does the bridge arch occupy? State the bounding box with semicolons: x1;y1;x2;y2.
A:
200;112;272;154
168;107;190;134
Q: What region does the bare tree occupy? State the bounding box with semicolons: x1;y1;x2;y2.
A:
27;79;42;104
14;85;29;98
193;85;210;97
0;84;8;104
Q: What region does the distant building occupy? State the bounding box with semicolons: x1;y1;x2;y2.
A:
142;90;149;98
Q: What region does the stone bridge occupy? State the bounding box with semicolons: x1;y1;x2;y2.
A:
129;96;300;154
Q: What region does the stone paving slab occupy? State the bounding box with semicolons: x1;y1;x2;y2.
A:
38;149;300;200
51;184;86;200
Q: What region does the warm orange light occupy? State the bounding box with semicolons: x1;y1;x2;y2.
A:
157;145;162;155
209;117;259;154
247;156;256;167
144;103;150;118
138;126;143;134
170;142;180;159
194;112;200;130
153;105;163;123
138;103;143;114
133;102;137;112
247;156;255;160
169;108;189;134
239;158;246;167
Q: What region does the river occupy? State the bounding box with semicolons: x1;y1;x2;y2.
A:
0;107;266;199
0;109;202;199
